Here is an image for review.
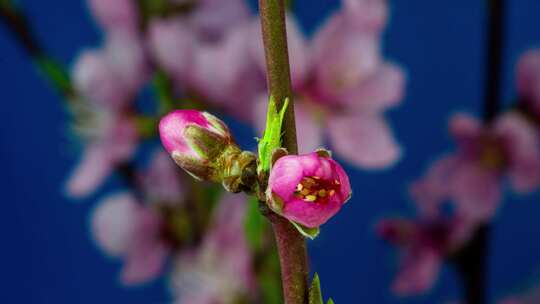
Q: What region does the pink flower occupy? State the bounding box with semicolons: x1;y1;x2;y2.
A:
91;192;170;285
252;11;405;169
87;0;138;33
66;114;138;197
266;152;352;228
171;193;254;303
378;217;473;295
140;150;185;205
189;0;251;42
72;32;147;111
147;17;195;82
159;110;232;158
516;49;540;117
411;112;540;223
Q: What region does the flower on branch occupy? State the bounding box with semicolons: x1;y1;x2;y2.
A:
266;151;352;229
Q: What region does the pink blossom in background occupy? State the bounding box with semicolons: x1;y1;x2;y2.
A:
87;0;139;33
378;217;473;295
66;114;138;197
517;49;540;118
140;150;186;205
411;112;540;223
91;192;170;285
252;7;406;169
171;193;254;303
267;152;352;228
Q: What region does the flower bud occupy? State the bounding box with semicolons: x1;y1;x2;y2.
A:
159;110;256;193
266;151;352;228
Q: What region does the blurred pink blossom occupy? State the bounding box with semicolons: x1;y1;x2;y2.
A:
253;10;406;169
171;193;254;303
411;112;540;223
378;217;473;295
66;114;138;197
266;152;352;228
91;192;170;285
87;0;138;33
140;150;185;205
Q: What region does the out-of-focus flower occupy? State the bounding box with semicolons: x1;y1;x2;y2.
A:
66;113;138;197
159;110;257;192
411;112;540;223
378;217;473;295
171;193;254;303
266;152;351;228
140;150;185;205
517;49;540;118
343;0;389;33
148;18;195;83
91;192;170;285
252;10;406;169
87;0;138;33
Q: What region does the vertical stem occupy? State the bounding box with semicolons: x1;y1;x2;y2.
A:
258;1;308;304
483;0;505;123
456;1;505;303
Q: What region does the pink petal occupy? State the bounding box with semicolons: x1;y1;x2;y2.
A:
147;18;195;81
142;150;185;204
65;144;115;198
120;242;169;285
341;63;406;112
494;113;540;193
343;0;389;34
190;0;251;41
410;156;458;216
392;248;441;295
103;32;148;92
450;162;501;223
72;50;131;111
327;113;401;169
91;192;139;256
120;209;169;285
87;0;138;32
448;112;482;146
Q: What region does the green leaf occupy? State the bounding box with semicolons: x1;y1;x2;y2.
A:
257;96;289;175
309;273;323;304
327;299;335;304
291;221;320;240
35;56;73;96
244;196;266;250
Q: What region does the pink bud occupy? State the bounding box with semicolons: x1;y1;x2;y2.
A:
159;110;232;158
266;152;352;228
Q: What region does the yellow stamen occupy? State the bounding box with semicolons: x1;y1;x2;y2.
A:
305;195;317;202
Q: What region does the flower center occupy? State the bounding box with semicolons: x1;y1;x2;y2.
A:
478;137;506;170
294;176;340;203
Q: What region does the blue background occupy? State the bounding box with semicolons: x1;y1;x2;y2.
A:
1;0;540;303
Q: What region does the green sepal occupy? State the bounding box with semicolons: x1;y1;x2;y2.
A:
291;221;320;240
309;273;323;304
257;96;289;175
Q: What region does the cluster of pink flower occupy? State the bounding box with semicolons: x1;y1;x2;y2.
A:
62;0;398;302
378;49;540;296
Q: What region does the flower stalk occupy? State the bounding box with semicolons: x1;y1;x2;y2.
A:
258;0;309;303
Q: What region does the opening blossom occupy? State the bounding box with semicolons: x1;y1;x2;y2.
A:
266;151;352;228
